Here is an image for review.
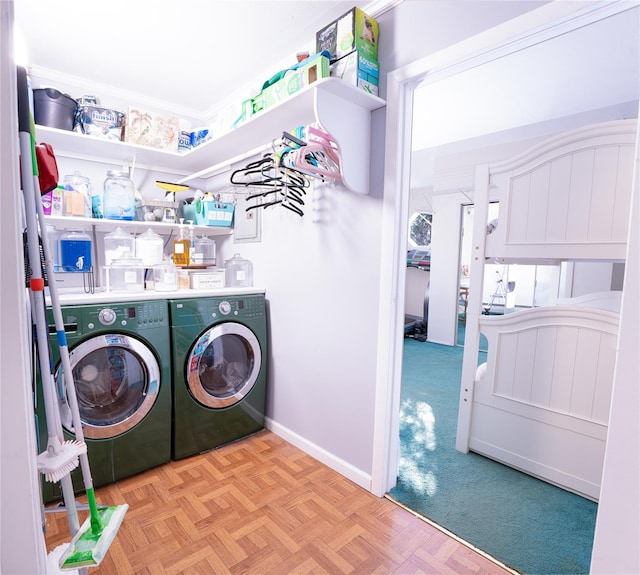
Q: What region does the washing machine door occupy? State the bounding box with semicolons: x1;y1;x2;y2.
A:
56;334;161;439
187;322;262;408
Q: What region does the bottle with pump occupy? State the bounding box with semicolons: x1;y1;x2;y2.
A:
172;218;190;266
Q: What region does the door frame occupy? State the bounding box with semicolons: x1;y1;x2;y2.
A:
371;0;635;496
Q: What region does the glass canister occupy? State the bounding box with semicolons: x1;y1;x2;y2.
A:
224;253;253;287
135;228;164;267
103;170;136;221
59;228;92;272
104;227;135;266
153;260;178;292
62;171;92;218
45;225;60;272
193;236;216;266
108;255;144;292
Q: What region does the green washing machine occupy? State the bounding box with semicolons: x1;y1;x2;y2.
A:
169;293;268;460
35;300;172;503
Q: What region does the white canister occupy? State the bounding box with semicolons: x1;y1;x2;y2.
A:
104;227;135;266
108;256;144;292
193;235;216;265
224;253;253;287
135;228;164;267
153;261;178;291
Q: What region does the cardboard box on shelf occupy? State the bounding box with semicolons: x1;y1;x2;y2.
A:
316;7;378;62
330;50;379;96
124;108;179;151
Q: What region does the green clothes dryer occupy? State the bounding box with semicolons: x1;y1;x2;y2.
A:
169;293;268;460
35;300;172;503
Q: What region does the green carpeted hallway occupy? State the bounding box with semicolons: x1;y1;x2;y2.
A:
389;335;597;575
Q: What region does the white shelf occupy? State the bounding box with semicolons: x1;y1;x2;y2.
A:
44;215;232;236
35;78;386;194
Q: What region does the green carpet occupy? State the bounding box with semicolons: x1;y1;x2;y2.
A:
389;337;597;575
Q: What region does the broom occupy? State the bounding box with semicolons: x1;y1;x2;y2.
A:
16;65;128;570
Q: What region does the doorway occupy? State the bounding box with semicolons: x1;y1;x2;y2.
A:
373;0;640;564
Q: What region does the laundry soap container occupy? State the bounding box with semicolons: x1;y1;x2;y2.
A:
224;253;253;287
103;170;136;220
104;227;135;266
193;235;216;265
62;171;92;218
135;228;164;267
108;255;144;292
59;229;92;272
153;260;178;292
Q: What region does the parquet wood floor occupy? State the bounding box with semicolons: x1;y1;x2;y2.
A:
44;431;515;574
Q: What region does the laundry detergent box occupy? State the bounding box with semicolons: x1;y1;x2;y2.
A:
261;54;330;112
330;50;379;96
316;7;379;62
74;105;125;141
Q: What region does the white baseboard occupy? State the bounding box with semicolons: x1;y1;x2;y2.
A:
265;417;373;493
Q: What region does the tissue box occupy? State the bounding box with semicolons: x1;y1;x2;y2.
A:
124;108;179;151
316;7;379;61
195;201;235;227
74;106;125;141
330;50;379;96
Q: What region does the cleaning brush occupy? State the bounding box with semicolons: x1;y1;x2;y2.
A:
37;436;87;483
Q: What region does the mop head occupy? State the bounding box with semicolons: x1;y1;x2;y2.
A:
59;503;128;570
37;440;87;483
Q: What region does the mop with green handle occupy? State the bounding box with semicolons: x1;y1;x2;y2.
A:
16;65;128;570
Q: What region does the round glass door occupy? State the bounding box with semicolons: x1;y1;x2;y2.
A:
56;334;161;439
187;323;261;408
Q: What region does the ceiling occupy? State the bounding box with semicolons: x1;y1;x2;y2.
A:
412;3;639;152
409;4;640;191
13;0;382;118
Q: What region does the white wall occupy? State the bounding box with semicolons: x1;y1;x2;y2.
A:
1;3;49;572
590;114;640;575
252;0;549;485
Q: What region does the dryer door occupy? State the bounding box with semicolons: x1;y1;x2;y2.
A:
56;334;161;439
187;322;262;408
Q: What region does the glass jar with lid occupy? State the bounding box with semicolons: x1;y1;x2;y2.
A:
135;228;164;267
108;255;145;292
224;253;253;287
103;170;136;221
104;227;135;266
59;228;92;272
62;171;92;218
